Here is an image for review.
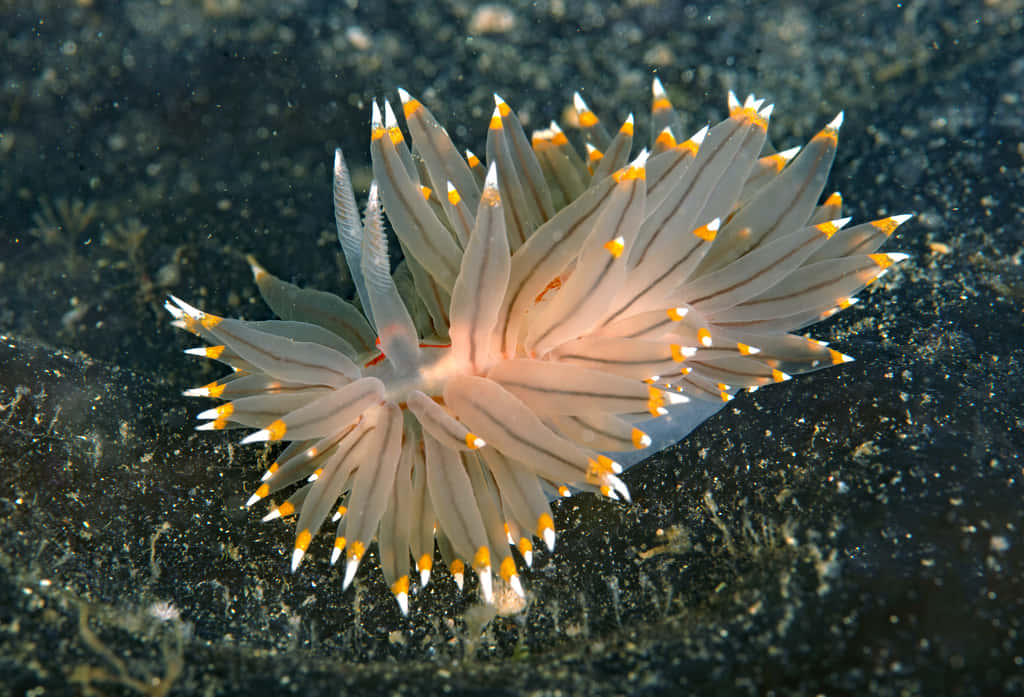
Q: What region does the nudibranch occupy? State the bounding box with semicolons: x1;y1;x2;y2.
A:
166;79;910;615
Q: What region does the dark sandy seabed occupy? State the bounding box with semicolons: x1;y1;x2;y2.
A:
1;1;1022;695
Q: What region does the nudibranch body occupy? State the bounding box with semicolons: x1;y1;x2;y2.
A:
167;79;909;614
